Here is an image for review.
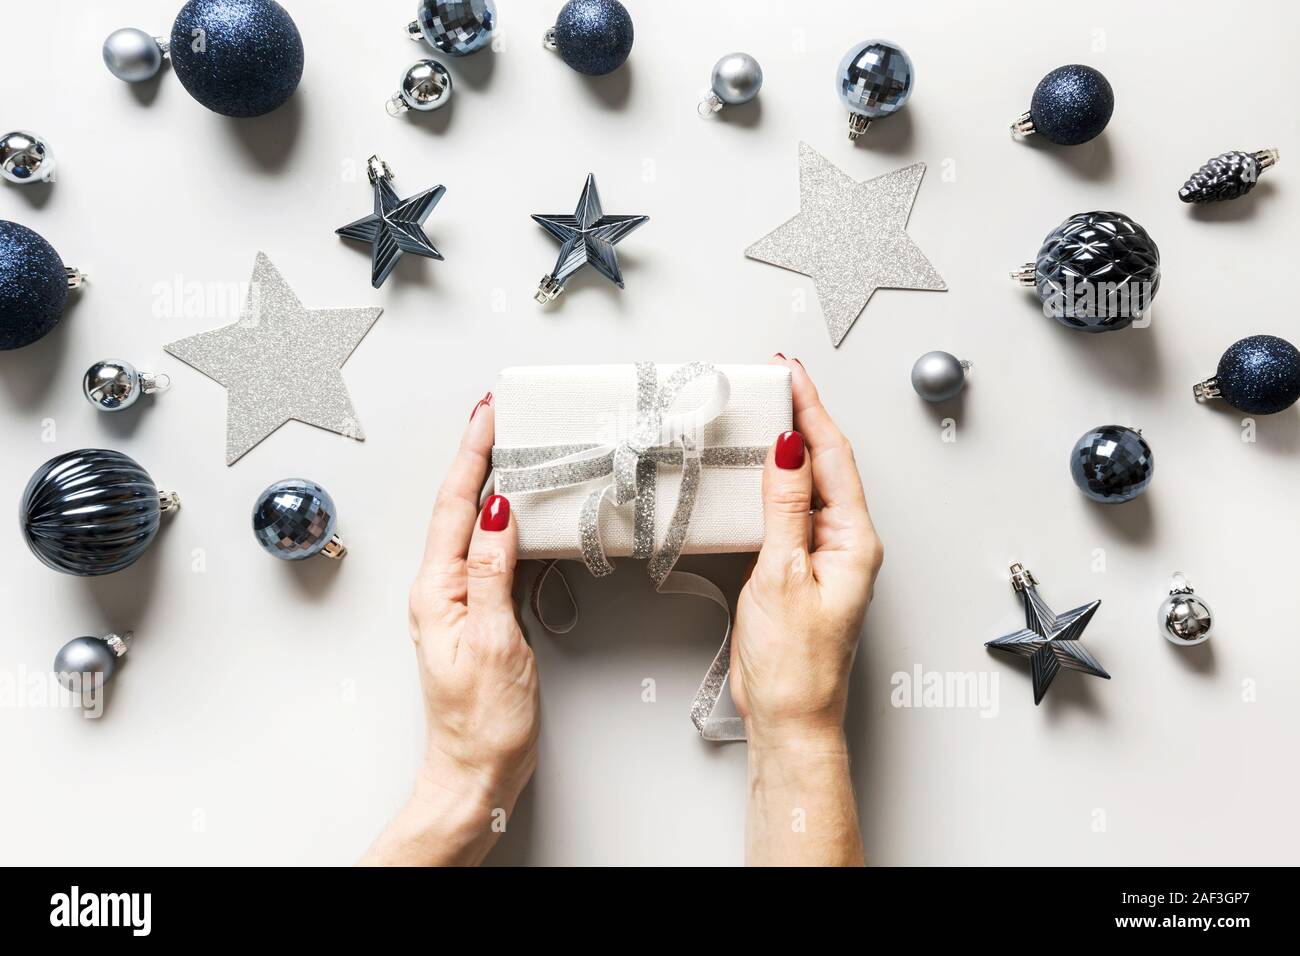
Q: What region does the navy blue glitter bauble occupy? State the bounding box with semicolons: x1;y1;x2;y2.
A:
552;0;633;76
1069;425;1153;504
22;449;167;576
1030;65;1113;146
0;220;68;351
170;0;304;118
1215;335;1300;415
253;479;339;560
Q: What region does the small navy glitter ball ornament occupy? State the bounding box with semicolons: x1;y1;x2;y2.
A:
408;0;496;56
545;0;633;76
252;479;347;561
1194;335;1300;415
1069;425;1153;504
1012;65;1113;145
169;0;304;118
21;449;180;576
1014;211;1160;332
837;40;913;140
0;220;84;351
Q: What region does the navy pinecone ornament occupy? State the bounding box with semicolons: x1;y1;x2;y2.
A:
1179;148;1279;203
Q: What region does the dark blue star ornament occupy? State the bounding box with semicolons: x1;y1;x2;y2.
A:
336;155;445;289
986;563;1111;705
532;173;647;303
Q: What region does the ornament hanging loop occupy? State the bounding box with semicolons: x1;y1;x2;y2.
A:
141;372;171;395
1169;571;1194;595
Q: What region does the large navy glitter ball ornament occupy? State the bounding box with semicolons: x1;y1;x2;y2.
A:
169;0;304;117
252;479;346;561
1069;425;1154;504
1021;65;1113;145
412;0;496;56
22;449;179;576
1025;211;1160;332
0;220;70;350
1195;335;1300;415
549;0;633;76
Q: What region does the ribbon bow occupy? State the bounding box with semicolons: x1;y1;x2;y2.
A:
492;363;769;741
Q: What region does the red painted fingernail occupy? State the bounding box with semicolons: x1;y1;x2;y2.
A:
775;431;805;470
481;494;510;532
469;391;493;421
773;352;786;359
792;357;804;368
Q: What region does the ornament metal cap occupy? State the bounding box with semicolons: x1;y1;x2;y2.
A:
535;274;564;304
542;26;558;51
159;490;181;513
406;19;424;41
1009;562;1038;593
1010;262;1036;286
1010;111;1036;138
1192;376;1221;402
104;631;134;658
366;155;394;186
847;113;872;141
320;533;347;560
698;91;724;118
65;267;87;290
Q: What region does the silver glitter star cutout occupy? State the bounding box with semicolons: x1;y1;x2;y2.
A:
336;155;445;288
985;563;1111;705
745;142;946;346
164;253;382;465
532;173;648;303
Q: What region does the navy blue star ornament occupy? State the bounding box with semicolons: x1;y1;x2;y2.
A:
986;563;1111;705
336;155;445;288
532;173;647;304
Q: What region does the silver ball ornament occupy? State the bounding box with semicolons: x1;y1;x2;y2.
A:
102;27;167;83
82;360;170;412
0;130;55;185
1159;573;1212;646
54;633;132;692
700;53;763;116
387;59;453;116
910;351;970;402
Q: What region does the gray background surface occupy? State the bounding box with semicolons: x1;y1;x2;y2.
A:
1;0;1296;865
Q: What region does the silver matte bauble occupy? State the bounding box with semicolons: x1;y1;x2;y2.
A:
910;350;970;402
102;27;168;83
0;130;55;185
54;632;132;692
82;360;170;412
1159;573;1212;646
699;52;763;116
387;59;453;116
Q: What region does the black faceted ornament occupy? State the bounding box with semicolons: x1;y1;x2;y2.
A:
1018;211;1160;332
1179;149;1279;203
1194;335;1300;415
21;449;179;576
252;479;346;561
1069;425;1154;504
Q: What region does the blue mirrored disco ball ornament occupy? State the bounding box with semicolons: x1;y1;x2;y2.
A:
1193;334;1300;415
0;130;56;185
837;40;913;140
407;0;496;56
1069;425;1153;504
1012;64;1113;145
167;0;304;117
252;479;347;561
22;449;180;576
54;632;133;692
0;220;85;351
544;0;633;76
1013;210;1160;333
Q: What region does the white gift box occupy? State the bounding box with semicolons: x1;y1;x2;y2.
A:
492;364;793;562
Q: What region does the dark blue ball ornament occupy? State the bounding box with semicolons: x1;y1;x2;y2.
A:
548;0;633;76
1195;335;1300;415
0;220;73;351
252;479;346;561
170;0;304;118
1069;425;1153;504
1016;64;1113;146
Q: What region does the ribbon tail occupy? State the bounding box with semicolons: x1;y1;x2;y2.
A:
658;569;746;742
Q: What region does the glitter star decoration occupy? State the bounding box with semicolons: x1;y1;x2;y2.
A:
336;155;445;288
164;252;382;465
985;564;1111;705
531;173;648;303
745;142;946;346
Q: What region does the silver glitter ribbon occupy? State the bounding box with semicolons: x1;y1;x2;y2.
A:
492;363;767;741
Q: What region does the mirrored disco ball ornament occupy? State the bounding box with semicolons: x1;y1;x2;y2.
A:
1193;334;1300;415
1069;425;1153;504
837;40;913;140
1011;65;1113;145
102;27;169;82
0;131;56;185
82;360;170;412
21;449;180;576
54;632;133;693
0;220;85;351
544;0;633;76
1158;573;1212;646
407;0;496;56
252;480;346;561
1013;211;1160;332
698;52;763;117
387;59;453;115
